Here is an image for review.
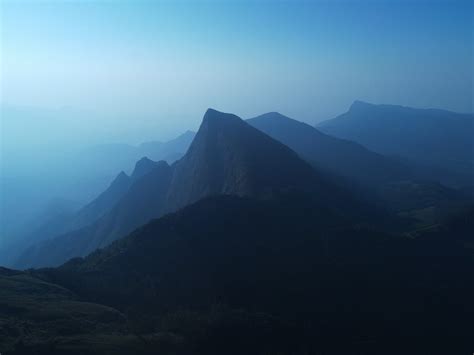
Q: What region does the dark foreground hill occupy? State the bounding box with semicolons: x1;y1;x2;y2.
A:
0;195;470;354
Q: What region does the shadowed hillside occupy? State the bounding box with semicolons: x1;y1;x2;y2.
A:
32;196;474;355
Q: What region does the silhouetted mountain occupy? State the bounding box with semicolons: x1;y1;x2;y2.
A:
16;161;172;268
37;195;473;354
0;130;196;268
166;109;326;211
3;104;473;352
46;156;162;236
130;157;161;179
140;130;196;163
318;101;474;186
16;109;374;269
248;111;410;187
1;170;133;269
247;111;472;224
0;198;80;267
72;170;132;228
78;130;196;178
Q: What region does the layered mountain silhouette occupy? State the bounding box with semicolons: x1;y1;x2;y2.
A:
0;130;196;268
247;111;471;219
248;112;411;187
14;157;160;253
318;101;474;186
17;109;370;268
2;106;474;354
78;130;196;177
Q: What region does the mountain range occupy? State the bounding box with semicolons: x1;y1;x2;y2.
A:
1;104;473;354
17;109;378;268
318;101;474;187
14;105;473;268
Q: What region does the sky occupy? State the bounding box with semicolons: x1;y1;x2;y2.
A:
0;0;473;146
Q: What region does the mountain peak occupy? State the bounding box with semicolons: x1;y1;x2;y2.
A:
349;100;373;111
111;171;130;187
131;157;161;179
166;108;323;212
202;108;241;126
258;112;290;120
116;171;128;180
249;112;296;125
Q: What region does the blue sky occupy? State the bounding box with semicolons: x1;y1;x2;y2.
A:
1;0;472;137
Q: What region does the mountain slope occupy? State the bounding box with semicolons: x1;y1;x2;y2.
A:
318;101;474;185
247;112;410;187
166;109;326;211
15;160;173;268
0;267;129;354
247;112;472;223
14;157;160;259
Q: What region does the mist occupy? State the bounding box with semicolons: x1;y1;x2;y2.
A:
1;0;472;255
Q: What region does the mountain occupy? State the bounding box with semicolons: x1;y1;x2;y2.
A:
9;159;157;267
318;101;474;186
0;130;196;269
3;107;473;353
247;112;410;187
139;130;196;163
0;173;131;269
16;109;372;269
71;171;132;228
39;195;474;354
0;198;80;267
166;109;328;211
15;159;171;268
77;130;196;179
247;112;472;225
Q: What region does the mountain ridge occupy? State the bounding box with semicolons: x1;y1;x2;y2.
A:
318;101;474;186
17;108;366;268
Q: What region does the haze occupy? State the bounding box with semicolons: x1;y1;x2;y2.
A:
0;0;473;246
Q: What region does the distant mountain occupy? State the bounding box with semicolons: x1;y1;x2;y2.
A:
16;109;373;268
318;101;474;186
139;130;196;163
17;157;159;250
248;112;410;187
0;198;80;267
0;130;195;268
247;112;472;222
72;170;132;228
15;158;170;268
77;130;196;178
